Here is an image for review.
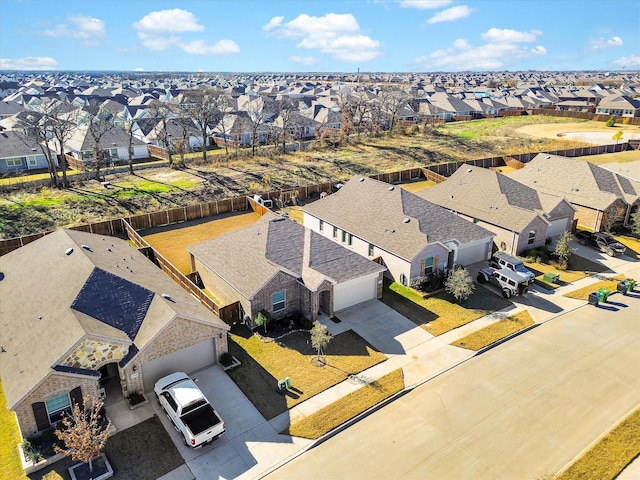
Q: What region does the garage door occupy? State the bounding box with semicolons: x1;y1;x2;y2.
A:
456;239;491;266
334;274;378;312
141;338;216;391
546;218;570;239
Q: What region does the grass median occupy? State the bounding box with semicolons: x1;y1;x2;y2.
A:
557;408;640;480
283;369;405;439
449;311;534;351
226;325;387;420
563;275;625;301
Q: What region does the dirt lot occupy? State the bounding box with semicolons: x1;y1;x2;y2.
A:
142;211;261;273
516;120;640;143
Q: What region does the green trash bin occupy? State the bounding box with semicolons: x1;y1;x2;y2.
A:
543;272;560;283
597;287;610;302
625;278;636;292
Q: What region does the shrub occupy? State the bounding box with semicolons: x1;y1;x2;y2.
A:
42;472;64;480
128;390;146;406
606;115;616;127
22;438;44;464
219;352;233;366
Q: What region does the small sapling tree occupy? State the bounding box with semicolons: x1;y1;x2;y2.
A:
445;268;475;303
310;321;332;364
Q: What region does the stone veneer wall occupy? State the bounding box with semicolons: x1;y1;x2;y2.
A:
121;316;228;394
15;374;99;437
61;337;127;370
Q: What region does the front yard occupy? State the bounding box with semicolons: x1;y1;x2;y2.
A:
381;280;512;336
525;254;609;290
226;325;387;420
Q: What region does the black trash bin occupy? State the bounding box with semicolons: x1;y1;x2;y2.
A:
588;292;599;306
617;281;629;295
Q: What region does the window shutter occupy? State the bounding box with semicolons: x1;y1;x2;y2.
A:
420;259;425;275
32;402;50;431
435;256;439;270
69;387;83;410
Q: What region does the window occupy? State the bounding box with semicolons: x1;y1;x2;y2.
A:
333;226;338;239
400;274;407;286
5;157;25;167
319;220;324;232
272;290;285;312
27;156;38;166
342;231;347;243
528;229;536;245
424;257;434;275
46;393;71;424
368;243;374;256
347;234;353;246
473;218;479;224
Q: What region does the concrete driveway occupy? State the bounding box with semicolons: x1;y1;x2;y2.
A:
150;365;312;480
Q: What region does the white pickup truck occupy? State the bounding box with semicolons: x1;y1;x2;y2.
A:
154;372;225;448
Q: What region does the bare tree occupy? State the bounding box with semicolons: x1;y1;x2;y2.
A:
310;321;332;363
15;108;60;188
54;395;111;475
147;99;174;154
48;106;83;188
272;98;297;153
85;101;115;181
245;97;273;156
181;87;228;163
379;87;411;133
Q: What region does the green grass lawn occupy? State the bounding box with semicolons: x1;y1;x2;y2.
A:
0;380;28;480
381;280;512;336
283;369;404;439
557;408;640;480
525;254;608;290
226;325;387;420
450;311;535;351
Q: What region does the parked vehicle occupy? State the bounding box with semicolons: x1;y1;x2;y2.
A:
490;252;535;284
477;267;530;298
154;372;225;448
574;231;626;257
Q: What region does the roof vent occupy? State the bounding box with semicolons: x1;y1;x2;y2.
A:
545;155;551;159
359;177;365;182
65;248;74;256
81;244;92;251
388;186;394;191
403;218;410;223
466;168;472;173
161;293;172;301
450;195;454;199
31;148;37;152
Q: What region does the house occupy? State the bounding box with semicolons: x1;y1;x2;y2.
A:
0;229;229;438
0;130;51;174
63;123;149;164
187;213;385;323
595;94;640;118
302;176;495;286
509;154;640;231
416;165;576;255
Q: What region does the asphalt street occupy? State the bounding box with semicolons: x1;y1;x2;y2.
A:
266;295;640;480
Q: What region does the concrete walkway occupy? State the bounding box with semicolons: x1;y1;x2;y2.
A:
158;247;639;480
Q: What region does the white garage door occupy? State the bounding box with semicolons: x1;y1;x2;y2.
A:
456;239;491;266
334;275;378;312
142;338;216;391
546;218;570;239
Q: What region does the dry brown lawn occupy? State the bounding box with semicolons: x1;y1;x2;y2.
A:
399;179;436;193
142;211;261;273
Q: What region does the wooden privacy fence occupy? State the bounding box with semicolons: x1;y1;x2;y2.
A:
122;219;239;325
529;109;640;126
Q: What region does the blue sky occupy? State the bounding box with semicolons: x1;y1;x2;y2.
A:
1;0;638;72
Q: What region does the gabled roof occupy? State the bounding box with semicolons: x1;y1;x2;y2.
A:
0;130;45;158
187;213;384;300
509;154;640;209
0;229;227;409
303;176;493;261
416;165;572;232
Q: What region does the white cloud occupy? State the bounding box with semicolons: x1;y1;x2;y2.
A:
397;0;452;9
427;5;472;23
133;9;239;56
263;16;284;32
414;28;546;70
134;67;145;72
591;36;624;50
289;55;319;66
481;28;540;43
179;39;240;55
267;13;382;63
0;57;58;70
132;9;204;34
611;55;640;68
40;14;105;46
